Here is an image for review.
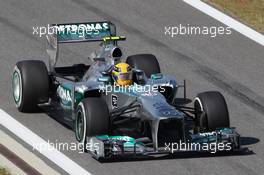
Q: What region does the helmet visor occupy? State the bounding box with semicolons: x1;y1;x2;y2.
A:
117;72;132;81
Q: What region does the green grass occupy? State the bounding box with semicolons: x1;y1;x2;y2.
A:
0;167;11;175
206;0;264;32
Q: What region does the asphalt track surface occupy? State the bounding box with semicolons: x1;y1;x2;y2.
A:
0;0;264;174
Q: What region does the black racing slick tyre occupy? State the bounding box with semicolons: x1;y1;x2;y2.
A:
75;98;109;151
12;60;50;112
194;91;230;131
126;54;161;78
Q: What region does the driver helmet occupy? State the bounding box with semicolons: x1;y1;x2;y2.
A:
112;63;132;86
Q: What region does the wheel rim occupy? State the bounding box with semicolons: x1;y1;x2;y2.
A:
12;71;21;104
76;109;84;141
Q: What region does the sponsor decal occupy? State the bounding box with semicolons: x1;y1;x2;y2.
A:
153;102;182;116
56;22;109;35
141;91;158;96
199;132;216;137
110;136;133;142
57;86;71;105
111;94;118;109
75;85;88;93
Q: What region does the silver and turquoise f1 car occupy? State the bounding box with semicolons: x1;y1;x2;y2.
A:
12;21;240;160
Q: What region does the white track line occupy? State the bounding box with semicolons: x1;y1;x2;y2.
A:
0;109;92;175
183;0;264;46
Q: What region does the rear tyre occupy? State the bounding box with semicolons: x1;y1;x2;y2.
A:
126;54;161;78
75;98;109;151
194;91;230;131
12;60;50;112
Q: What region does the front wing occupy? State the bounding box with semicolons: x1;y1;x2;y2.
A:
87;128;240;160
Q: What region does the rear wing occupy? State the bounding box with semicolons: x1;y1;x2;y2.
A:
46;21;116;71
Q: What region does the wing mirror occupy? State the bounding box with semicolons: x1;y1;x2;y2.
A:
98;76;111;83
151;73;163;80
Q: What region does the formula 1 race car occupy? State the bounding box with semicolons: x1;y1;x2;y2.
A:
12;21;240;160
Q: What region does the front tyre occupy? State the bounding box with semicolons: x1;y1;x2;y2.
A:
75;98;109;151
12;60;50;112
194;91;230;132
